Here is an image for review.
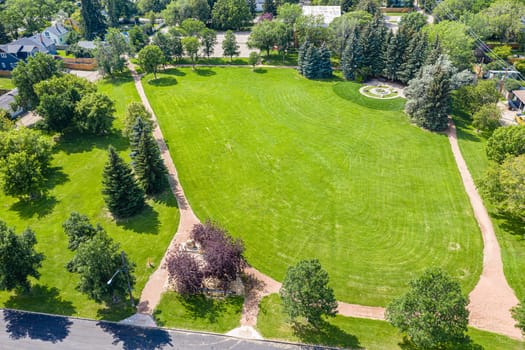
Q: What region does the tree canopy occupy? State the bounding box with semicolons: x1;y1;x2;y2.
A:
0;220;44;292
279;259;338;327
386;268;469;349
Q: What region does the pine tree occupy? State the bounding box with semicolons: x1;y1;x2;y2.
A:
130;118;168;195
102;146;145;218
262;0;276;15
341;27;363;81
303;45;320;79
318;44;333;79
405;55;454;132
80;0;107;40
398;31;428;84
361;15;387;77
425;37;442;66
382;32;402;81
298;40;310;76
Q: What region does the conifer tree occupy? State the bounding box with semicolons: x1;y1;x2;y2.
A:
130;118;168;195
318;44;333;78
398;31;428;84
102;146;145;218
361;15;387;77
298;40;310;76
405;55;454;132
341;27;363;81
383;32;403;81
303;45;320;79
425;37;442;66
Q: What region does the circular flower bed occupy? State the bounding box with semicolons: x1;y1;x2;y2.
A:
359;85;400;99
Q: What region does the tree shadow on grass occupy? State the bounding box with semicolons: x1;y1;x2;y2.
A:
116;203;160;234
97;321;172;350
150;188;178;208
55;131;129;155
4;285;76;316
195;68;216;77
163;67;186;76
254;68;267;74
453;116;482;143
103;71;135;86
3;308;73;343
9;195;58;219
147;77;177;87
96;302;135;322
399;335;483;350
44;166;70;191
291;320;363;349
493;212;525;238
177;294;226;324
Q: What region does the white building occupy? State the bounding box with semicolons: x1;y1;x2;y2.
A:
302;6;341;26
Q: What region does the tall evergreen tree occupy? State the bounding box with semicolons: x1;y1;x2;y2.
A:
102;146;145;218
341;27;363;81
297;40;310;76
130;118;168;195
318;44;333;79
398;31;429;84
262;0;276;15
80;0;107;40
382;32;403;81
360;15;387;78
405;55;455;132
425;37;442;66
303;44;321;79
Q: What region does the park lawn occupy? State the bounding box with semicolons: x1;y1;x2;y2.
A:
143;67;482;306
0;77;14;90
453;115;525;300
0;71;179;320
153;292;243;333
257;294;525;349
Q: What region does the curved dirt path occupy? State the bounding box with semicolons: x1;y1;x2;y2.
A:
127;65;521;340
127;62;200;315
447;120;521;339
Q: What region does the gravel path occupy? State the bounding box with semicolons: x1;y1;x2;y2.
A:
447;120;521;339
127;61;200;315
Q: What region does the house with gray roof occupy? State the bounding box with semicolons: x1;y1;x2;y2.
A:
0;34;56;71
43;23;70;45
0;88;24;118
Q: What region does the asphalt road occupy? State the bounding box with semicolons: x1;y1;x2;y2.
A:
0;309;330;350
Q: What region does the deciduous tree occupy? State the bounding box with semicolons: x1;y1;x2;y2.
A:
222;30;240;61
68;231;135;303
0;221;44;292
124;102;154;137
63;212;104;251
386;268;469;349
486;125;525;163
74;92;115;134
165;251;203;295
201;28;218;59
138;45;165;79
182;36;200;69
280;259;338;328
472;104;501;132
12;53;62;110
211;0;251;30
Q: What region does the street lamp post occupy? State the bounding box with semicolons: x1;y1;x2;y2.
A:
107;251;135;308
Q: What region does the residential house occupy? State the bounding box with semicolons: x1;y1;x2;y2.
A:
42;23;70;46
0;34;56;71
0;88;23;118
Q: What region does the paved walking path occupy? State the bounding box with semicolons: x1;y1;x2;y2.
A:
127;61;200;316
127;64;522;340
447;120;521;339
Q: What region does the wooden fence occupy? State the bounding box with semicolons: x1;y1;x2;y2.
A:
57;57;97;71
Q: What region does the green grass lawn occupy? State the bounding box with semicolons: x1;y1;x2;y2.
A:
154;293;243;333
143;67;483;306
0;77;14;90
257;294;525;349
0;71;179;320
453;115;525;300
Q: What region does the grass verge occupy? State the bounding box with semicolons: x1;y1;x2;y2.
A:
257;294;525;349
154;292;243;333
